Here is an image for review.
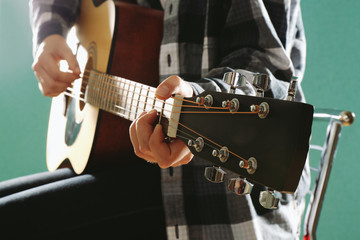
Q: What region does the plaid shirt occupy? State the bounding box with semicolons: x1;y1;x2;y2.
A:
30;0;309;239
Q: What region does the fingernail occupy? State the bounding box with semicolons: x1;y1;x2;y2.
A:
155;84;170;98
155;124;163;131
149;109;158;115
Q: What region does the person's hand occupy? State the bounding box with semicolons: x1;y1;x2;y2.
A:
129;75;194;168
32;34;81;97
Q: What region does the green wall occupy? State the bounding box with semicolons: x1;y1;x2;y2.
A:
0;0;49;178
0;0;359;239
301;0;360;239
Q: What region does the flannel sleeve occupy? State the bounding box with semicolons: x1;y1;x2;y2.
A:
193;0;306;101
29;0;80;55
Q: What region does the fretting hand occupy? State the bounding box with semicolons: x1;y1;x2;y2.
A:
129;75;194;168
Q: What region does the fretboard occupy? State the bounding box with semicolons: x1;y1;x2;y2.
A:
85;69;175;123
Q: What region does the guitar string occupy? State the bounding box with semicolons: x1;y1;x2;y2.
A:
66;71;258;166
81;69;231;110
66;84;260;117
64;88;253;169
168;127;234;163
77;72;213;110
61;90;245;166
64;90;167;120
65;69;258;168
82;69;221;108
157;121;238;166
62;89;233;157
79;70;256;114
70;71;261;115
81;70;205;107
171;117;249;167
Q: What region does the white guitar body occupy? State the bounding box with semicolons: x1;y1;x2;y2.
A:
47;1;115;174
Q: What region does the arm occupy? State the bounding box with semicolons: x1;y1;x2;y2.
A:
189;0;306;101
129;0;306;168
29;0;81;96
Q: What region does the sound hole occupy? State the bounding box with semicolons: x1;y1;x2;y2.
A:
64;57;94;146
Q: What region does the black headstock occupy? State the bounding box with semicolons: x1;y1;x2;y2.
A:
173;91;313;194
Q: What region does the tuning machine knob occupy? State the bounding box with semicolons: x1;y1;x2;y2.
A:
204;166;226;183
188;137;204;152
212;147;229;163
253;73;270;97
259;190;280;209
196;94;213;108
222;72;247;93
228;177;253;195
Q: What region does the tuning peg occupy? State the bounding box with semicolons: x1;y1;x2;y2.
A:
188;137;204;152
204;166;226;183
259;190;279;209
253;73;270;97
228;177;253;195
222;72;247;93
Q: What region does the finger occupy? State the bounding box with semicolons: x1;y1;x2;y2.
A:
42;56;79;84
171;151;193;167
34;67;71;96
135;109;158;154
129;112;155;162
167;139;193;167
155;75;193;100
33;50;79;90
149;124;191;168
59;46;81;75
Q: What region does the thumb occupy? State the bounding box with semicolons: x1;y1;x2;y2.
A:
155;75;193;100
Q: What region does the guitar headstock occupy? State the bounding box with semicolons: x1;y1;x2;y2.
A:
166;73;313;208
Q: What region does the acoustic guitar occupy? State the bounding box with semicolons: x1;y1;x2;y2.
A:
46;0;313;194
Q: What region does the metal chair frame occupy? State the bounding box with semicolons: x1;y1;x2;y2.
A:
302;109;355;240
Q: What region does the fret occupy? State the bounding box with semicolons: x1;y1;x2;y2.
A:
109;75;115;113
99;73;105;109
151;92;157;112
112;76;118;112
159;100;166;123
95;72;101;108
147;88;156;112
154;97;164;113
104;73;110;111
135;83;142;119
123;79;131;120
96;73;101;109
143;86;150;112
107;74;113;112
130;83;139;121
100;74;108;110
112;77;122;116
85;70;179;132
85;71;92;102
112;77;120;113
88;71;94;106
128;82;135;121
119;78;126;115
119;78;125;114
93;72;98;103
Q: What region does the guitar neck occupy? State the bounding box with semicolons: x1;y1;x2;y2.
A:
85;69;175;123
